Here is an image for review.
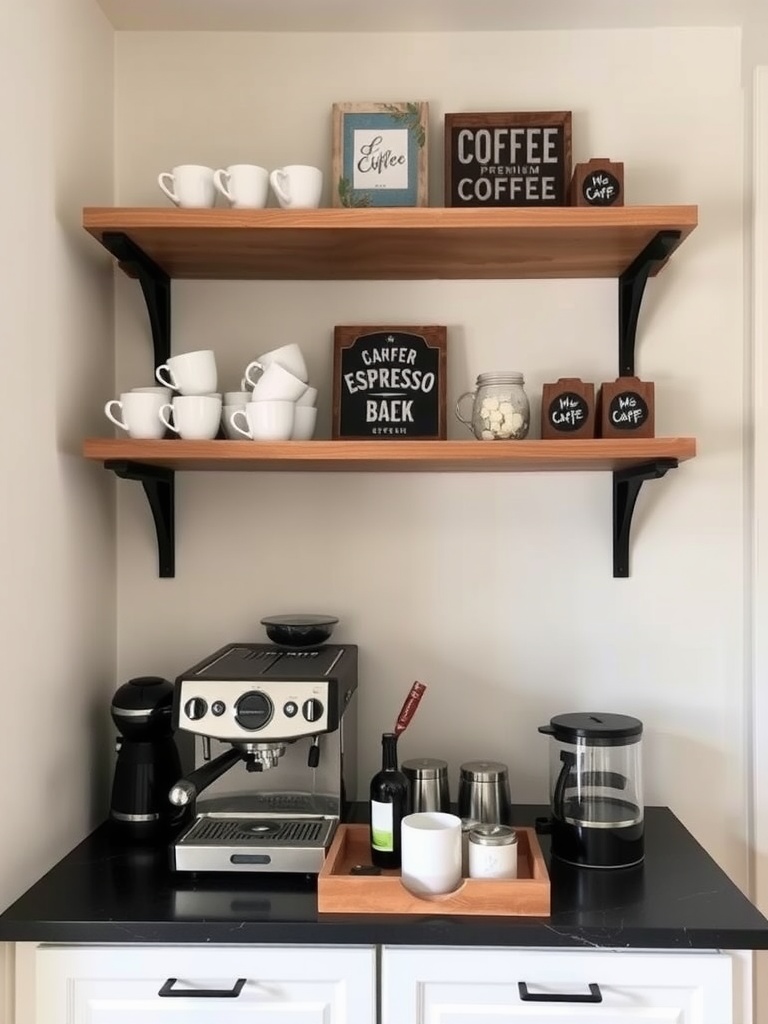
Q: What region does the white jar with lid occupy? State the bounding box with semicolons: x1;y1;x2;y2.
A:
468;823;518;878
455;372;530;440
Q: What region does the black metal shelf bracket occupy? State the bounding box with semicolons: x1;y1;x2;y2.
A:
613;458;678;578
105;461;175;578
618;230;681;377
101;232;171;369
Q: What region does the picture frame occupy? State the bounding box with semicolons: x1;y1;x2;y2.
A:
332;102;429;208
444;110;572;207
332;325;447;440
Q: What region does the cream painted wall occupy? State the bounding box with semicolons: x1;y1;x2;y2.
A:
114;28;748;880
0;0;115;920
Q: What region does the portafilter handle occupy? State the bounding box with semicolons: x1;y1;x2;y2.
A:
169;747;242;807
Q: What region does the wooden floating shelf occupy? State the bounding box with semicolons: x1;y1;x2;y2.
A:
83;206;698;281
83;437;696;473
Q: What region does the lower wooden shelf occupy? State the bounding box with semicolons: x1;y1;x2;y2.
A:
82;437;696;472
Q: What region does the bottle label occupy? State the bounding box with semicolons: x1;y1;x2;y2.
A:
370;800;394;852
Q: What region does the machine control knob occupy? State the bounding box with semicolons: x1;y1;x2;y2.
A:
184;697;208;721
302;698;324;723
235;691;274;731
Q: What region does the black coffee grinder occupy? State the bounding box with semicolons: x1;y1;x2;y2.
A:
110;676;188;841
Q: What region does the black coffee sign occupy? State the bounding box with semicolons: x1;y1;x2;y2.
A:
582;169;621;206
547;391;589;433
333;326;447;439
608;391;649;430
445;111;572;207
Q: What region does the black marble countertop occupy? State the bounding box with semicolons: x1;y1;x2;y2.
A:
1;805;767;949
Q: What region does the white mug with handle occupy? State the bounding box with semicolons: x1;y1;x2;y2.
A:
269;165;323;210
157;165;216;208
104;392;167;440
214;165;269;209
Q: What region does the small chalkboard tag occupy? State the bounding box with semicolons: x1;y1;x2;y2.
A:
333;326;447;440
569;158;624;207
444;111;572;207
541;378;595;439
598;377;655;438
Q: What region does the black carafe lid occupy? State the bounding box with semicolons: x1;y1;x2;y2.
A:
539;712;643;746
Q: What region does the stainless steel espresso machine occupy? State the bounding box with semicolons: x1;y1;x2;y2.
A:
168;642;358;874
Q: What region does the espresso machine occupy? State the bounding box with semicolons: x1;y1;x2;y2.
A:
168;642;358;873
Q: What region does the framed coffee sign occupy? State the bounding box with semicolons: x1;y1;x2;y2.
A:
444;110;572;207
332;102;429;208
333;325;447;439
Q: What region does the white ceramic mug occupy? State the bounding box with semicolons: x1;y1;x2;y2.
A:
222;404;247;439
159;394;222;440
269;165;323;209
214;164;269;209
157;165;216;208
224;390;252;407
249;362;308;403
291;405;317;440
401;812;463;896
244;343;309;386
296;385;318;408
131;386;173;400
231;401;294;441
155;350;217;396
105;392;167;440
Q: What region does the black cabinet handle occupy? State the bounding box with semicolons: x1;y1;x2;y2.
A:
158;977;247;998
518;981;602;1003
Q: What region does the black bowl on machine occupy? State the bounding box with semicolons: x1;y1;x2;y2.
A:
260;614;339;648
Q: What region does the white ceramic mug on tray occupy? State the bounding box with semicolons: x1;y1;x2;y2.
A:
400;812;463;897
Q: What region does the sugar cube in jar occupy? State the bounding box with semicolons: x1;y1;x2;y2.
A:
455;371;530;441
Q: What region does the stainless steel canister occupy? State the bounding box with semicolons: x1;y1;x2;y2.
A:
458;760;512;825
402;758;450;813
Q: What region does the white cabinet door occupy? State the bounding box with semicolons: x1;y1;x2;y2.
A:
382;946;733;1024
35;944;375;1024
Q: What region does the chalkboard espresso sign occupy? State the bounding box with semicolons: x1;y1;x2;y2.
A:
333;325;447;440
445;111;572;207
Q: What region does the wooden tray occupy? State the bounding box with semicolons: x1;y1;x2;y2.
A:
318;824;550;916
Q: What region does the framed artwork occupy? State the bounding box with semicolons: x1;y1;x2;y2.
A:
444;110;572;207
332;325;447;439
332;102;429;208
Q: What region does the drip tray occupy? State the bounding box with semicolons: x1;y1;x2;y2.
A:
173;816;337;874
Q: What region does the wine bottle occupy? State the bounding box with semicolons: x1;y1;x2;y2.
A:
369;732;410;868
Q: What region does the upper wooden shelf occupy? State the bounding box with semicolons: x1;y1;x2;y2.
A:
83;206;698;281
83;437;696;473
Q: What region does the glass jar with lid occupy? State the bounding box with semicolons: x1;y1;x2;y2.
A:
455;372;530;440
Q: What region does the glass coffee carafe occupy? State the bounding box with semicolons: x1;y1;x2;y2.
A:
538;712;644;869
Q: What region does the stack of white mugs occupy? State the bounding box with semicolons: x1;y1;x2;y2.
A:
104;344;317;442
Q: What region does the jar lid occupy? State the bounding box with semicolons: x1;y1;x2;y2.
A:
476;371;525;386
468;824;518;846
459;760;509;782
402;758;448;780
539;712;643;746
